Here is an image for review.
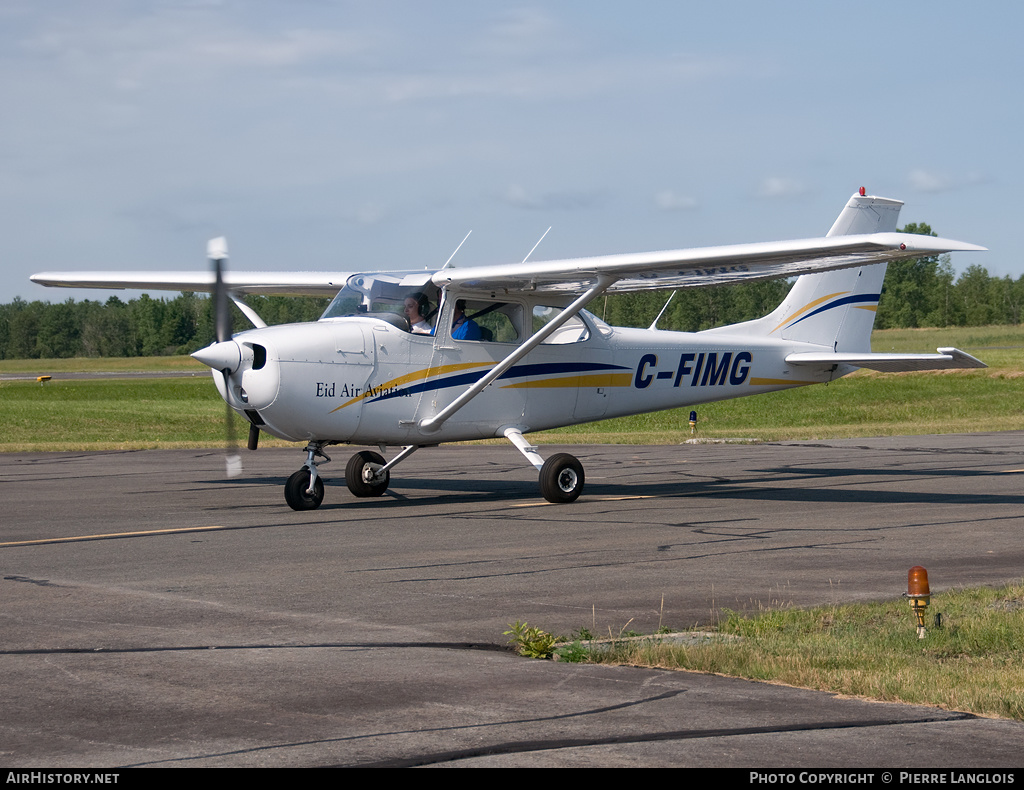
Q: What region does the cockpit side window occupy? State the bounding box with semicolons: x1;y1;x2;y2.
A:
446;299;522;343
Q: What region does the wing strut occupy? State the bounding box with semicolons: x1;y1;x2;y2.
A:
231;296;268;329
504;427;544;470
418;275;618;433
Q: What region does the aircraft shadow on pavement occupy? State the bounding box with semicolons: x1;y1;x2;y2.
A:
204;466;1024;510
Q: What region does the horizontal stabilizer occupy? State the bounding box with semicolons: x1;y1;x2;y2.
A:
785;347;987;372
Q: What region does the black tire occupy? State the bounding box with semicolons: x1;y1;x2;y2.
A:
346;450;389;497
539;453;584;503
285;469;325;511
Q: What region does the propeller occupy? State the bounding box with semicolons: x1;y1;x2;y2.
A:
208;237;244;477
210;237;232;344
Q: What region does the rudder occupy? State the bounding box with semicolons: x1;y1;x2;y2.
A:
743;191;902;352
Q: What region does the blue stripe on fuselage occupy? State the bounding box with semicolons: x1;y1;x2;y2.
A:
785;293;879;327
365;361;630;404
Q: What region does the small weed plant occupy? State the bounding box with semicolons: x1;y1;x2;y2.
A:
553;641;590;663
504;621;559;659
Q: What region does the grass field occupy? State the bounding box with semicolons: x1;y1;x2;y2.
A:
0;355;204;373
544;581;1024;720
1;325;1020;451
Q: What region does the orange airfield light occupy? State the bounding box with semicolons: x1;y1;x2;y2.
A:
906;566;931;639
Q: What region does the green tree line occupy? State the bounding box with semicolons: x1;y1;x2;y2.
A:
0;225;1019;359
0;293;330;359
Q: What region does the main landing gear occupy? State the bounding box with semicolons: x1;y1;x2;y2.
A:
539;453;585;503
345;450;389;497
283;438;585;510
505;427;585;503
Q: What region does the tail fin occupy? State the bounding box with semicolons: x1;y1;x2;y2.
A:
708;191;902;352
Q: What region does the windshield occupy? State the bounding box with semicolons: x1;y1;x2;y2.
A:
321;272;434;320
581;308;614;336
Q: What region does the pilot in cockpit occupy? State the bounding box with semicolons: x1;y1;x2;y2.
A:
403;292;433;334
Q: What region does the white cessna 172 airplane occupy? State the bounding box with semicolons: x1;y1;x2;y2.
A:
32;188;986;509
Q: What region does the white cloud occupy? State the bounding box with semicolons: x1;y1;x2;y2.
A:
908;169;988;194
343;202;388;226
13;9;377;97
655;190;698;211
192;28;370;68
908;169;951;193
500;184;602;211
755;177;807;199
474;8;562;57
349;52;734;107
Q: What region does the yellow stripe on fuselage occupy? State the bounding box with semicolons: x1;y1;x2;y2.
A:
769;291;848;334
501;373;634;389
330;361;493;412
748;377;819;387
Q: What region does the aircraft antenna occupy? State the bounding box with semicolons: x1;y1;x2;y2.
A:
440;230;472;270
648;290;677;330
522;227;551;264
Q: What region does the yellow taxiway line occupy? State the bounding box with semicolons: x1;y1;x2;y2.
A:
0;525;229;548
509;494;662;508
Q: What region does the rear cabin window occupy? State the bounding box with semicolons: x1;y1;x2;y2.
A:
452;300;522;343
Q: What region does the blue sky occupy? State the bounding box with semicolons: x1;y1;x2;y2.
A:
2;1;1018;303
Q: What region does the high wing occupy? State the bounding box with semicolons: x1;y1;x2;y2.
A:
433;232;985;294
31;232;983;298
28;270;356;297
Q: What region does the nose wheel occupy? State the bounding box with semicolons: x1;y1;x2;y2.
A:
284;469;325;510
284;442;331;511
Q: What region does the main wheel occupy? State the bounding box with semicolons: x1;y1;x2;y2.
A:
285;469;325;511
539;453;585;503
346;450;390;497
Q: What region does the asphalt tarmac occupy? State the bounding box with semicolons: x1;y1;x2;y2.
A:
2;434;1023;768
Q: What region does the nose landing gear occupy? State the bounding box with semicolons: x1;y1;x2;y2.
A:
284;468;324;510
284;443;331;511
